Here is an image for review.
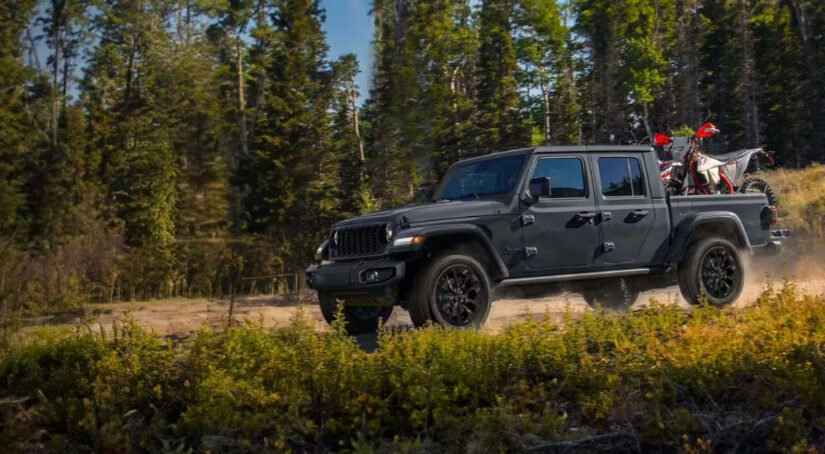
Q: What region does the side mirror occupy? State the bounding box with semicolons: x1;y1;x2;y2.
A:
526;177;551;203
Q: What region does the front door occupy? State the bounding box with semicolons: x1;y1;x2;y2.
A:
590;153;656;264
521;155;601;272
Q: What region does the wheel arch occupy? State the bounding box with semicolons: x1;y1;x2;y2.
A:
668;213;752;263
399;224;509;281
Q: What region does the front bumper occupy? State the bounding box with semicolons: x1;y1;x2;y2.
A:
306;260;406;295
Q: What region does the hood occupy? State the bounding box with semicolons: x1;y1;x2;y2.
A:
334;200;505;227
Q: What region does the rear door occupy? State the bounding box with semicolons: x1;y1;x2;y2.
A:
521;155;601;272
590;153;656;265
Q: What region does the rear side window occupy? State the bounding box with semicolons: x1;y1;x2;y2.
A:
531;157;586;198
598;157;645;197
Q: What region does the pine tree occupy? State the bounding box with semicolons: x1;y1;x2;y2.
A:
0;0;37;240
330;53;375;215
367;0;418;205
668;0;705;131
243;0;335;266
700;0;762;152
787;0;825;163
513;0;566;144
476;0;526;153
574;0;625;143
82;0;182;292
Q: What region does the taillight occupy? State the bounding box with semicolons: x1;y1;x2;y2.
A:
769;205;777;224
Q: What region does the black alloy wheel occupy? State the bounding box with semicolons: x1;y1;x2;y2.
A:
408;253;493;328
433;264;483;327
700;246;738;299
678;237;744;306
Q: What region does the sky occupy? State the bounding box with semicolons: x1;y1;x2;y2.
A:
320;0;374;104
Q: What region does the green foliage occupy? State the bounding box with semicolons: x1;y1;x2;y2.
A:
0;0;37;239
476;0;528;154
3;286;825;452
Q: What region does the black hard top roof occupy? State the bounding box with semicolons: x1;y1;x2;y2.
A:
456;145;653;164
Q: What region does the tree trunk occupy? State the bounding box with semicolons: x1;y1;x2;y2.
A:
540;74;551;144
51;15;61;146
736;0;761;147
642;103;653;144
348;86;365;164
450;62;463;158
236;37;249;160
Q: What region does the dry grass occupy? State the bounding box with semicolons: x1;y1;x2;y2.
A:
762;164;825;239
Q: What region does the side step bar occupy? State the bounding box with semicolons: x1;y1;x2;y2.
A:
497;268;652;288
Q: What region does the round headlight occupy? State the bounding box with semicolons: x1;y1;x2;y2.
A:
383;223;394;243
330;230;339;248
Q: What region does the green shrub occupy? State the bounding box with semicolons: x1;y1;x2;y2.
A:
2;284;825;452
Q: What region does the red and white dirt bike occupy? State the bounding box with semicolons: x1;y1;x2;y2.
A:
656;123;777;206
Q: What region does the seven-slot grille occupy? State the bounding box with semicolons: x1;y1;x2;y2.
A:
331;224;387;259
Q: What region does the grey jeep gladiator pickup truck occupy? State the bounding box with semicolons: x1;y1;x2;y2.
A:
306;146;788;333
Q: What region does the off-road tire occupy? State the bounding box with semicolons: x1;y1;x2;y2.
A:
678;237;744;306
738;177;777;206
318;292;393;335
408;254;492;329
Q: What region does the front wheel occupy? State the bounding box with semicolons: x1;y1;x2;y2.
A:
677;237;744;306
318;292;393;335
408;254;492;329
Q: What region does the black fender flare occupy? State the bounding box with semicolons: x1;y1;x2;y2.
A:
390;223;509;279
667;212;752;263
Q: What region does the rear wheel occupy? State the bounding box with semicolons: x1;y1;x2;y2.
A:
409;254;492;329
677;237;744;306
738;177;777;206
318;292;393;335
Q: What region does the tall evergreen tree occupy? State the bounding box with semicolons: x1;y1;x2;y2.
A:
787;0;825;163
514;0;566;144
82;0;183;291
476;0;526;153
367;0;418;205
330;53;375;215
0;0;37;240
700;0;762;152
243;0;334;266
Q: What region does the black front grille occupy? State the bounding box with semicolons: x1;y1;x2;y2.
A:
331;224;386;259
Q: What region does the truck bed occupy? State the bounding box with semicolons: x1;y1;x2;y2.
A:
667;193;773;250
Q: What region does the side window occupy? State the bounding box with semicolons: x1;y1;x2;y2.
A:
598;157;645;197
531;157;586;198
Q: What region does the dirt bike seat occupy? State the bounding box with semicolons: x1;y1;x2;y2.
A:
707;148;763;164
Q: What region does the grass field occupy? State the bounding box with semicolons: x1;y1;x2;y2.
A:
2;282;825;452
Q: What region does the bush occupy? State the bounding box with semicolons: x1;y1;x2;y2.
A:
2;283;825;452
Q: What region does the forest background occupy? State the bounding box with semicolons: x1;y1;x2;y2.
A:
2;0;824;310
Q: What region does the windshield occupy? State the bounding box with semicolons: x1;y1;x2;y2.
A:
437;154;526;200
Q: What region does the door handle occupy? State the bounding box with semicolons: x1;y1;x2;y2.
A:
521;214;535;226
576;212;597;222
632;210;649;217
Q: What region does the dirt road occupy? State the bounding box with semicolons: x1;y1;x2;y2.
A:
83;252;825;340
